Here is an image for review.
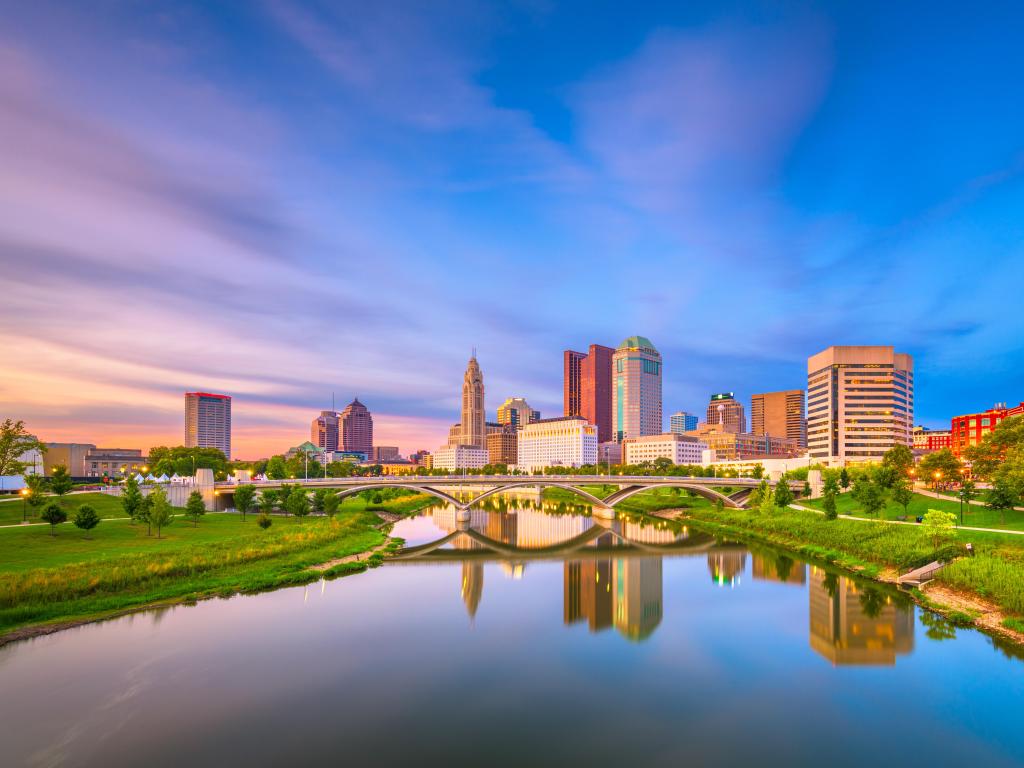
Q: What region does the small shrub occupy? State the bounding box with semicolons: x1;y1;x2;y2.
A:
41;503;67;536
257;513;273;530
73;505;100;536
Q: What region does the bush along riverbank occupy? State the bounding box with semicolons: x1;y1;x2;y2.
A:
659;502;1024;647
0;493;436;646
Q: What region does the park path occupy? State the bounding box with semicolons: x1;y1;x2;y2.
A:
912;486;1024;512
788;503;1024;536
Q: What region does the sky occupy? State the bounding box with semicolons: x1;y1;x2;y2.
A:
1;0;1023;459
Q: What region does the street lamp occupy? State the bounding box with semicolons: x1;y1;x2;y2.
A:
20;487;29;523
933;470;942;492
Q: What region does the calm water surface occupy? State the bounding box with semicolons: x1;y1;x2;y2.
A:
2;499;1024;767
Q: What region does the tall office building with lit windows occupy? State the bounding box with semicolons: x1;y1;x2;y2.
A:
611;336;662;442
706;393;746;434
806;346;913;465
185;392;232;459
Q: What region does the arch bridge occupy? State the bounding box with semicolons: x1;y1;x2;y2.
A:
206;474;804;519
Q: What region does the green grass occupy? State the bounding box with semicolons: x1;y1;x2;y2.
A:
0;494;434;641
0;492;148;526
801;490;1024;531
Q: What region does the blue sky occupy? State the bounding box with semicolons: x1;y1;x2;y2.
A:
1;0;1022;457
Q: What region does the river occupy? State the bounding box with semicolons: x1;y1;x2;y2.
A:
1;498;1023;767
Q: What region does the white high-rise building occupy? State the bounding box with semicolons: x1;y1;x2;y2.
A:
185;392;232;459
612;336;662;442
807;346;913;466
516;417;598;473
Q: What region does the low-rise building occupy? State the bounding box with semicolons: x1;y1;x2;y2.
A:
912;426;953;453
43;443;96;475
517;416;597;473
689;424;801;462
371;446;401;462
432;445;489;471
623;433;706;465
84;448;148;478
373;460;417;475
951;402;1024;457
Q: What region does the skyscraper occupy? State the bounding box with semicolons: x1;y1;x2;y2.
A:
460;354;486;450
751;390;807;448
311;410;341;451
669;411;699;434
612;336;662;442
340;398;373;457
564;344;614;443
706;393;746;434
806;346;913;464
496;397;540;428
185;392;231;459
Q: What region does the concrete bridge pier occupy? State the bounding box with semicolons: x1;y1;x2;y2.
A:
592;504;616;521
455;507;472;523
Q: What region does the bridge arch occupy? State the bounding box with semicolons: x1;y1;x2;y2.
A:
466;481;607;510
327;483;464;509
602;482;743;509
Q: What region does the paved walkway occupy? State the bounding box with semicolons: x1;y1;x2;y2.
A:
912;486;1024;512
789;503;1024;536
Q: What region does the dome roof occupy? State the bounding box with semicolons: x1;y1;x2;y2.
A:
618;335;657;352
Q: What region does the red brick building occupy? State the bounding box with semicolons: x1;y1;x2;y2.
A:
950;402;1024;456
912;426;952;453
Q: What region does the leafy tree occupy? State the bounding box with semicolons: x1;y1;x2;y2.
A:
148;487;174;538
257;513;273;530
752;464;765;479
823;490;838;520
73;504;100;536
959;478;976;516
839;468;850;490
802;480;811;498
882;444;915;479
372;492;384;507
138;493;154;535
50;464;74;497
852;477;886;516
994;445;1024;500
324;491;340;518
286;487;310;520
918;449;962;490
774;479;794;508
988;478;1019;525
147;445;229;479
24;474;47;518
921;508;957;547
964;414;1024;480
0;419;46;475
758;486;775;515
312;488;328;515
891;480;913;517
873;465;897;490
185;490;206;527
823;473;840;496
121;475;144;523
234;484;256;522
41;503;67;536
265;456;287;480
258;491;278;517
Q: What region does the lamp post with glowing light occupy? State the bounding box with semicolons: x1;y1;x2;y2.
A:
933;470;942;493
20;488;29;523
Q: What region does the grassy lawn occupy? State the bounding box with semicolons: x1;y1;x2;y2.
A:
0;491;140;526
801;490;1024;531
0;494;433;641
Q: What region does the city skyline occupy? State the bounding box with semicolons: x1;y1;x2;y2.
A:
3;2;1024;458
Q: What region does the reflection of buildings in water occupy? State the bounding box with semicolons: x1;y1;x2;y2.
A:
751;553;806;585
808;566;914;666
708;552;747;587
564;545;663;641
461;562;484;619
622;520;682;545
501;562;525;580
486;509;518;546
431;506;591;549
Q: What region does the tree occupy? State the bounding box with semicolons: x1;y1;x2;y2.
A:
121;475;144;523
73;505;100;536
24;474;47;518
758;486;775;515
185;490;206;527
852;477;886;516
147;445;229;479
891;480;913;517
286;487;310;520
265;456;287;480
258;491;277;517
234;484;256;522
137;494;154;535
774;479;794;509
964;414;1024;480
41;503;67;536
918;449;962;490
0;419;46;475
312;488;328;515
802;480;811;498
257;513;273;530
959;478;976;517
324;492;340;518
921;508;957;547
988;478;1019;525
148;487;174;538
50;464;74;497
839;468;850;490
823;490;838;520
882;444;915;479
823;473;840;497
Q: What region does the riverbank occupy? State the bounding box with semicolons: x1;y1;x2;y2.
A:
659;503;1024;648
0;493;436;646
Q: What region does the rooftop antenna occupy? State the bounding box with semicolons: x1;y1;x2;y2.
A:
332;392;335;412
472;346;477;359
